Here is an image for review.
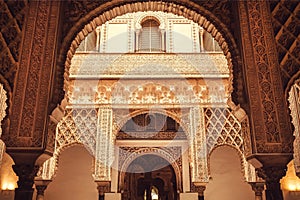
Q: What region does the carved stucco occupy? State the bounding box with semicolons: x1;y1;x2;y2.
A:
288;80;300;175
238;1;293;155
3;1;61;148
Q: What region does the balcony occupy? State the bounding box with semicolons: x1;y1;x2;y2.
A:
70;53;229;79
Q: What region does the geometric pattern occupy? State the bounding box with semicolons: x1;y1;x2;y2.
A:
56;108;98;155
204;107;243;154
269;1;300;87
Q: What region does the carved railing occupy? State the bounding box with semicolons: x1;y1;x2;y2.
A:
70;53;229;78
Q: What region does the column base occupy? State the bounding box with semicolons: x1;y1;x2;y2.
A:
180;193;198;200
105;193;121;200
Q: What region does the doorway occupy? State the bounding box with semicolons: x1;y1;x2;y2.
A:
121;154;177;200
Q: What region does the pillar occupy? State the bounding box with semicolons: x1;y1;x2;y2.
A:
34;180;51;200
237;1;293;199
96;26;101;52
3;1;62;199
96;181;110;200
160;29;166;52
135;29;141;52
250;182;265;200
12;164;39;200
192;183;206;200
199;27;204;52
257;167;286;200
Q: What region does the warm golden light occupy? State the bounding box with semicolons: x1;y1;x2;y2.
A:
1;182;15;190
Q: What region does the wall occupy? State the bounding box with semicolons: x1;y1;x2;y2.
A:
205;146;254;200
44;145;98;200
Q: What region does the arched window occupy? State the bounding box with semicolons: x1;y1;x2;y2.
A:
139;19;162;52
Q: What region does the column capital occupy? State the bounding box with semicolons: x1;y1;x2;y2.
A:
13;164;40;190
249;182;265;196
256;166;286;200
256;166;286;183
96;181;111;195
191;182;206;196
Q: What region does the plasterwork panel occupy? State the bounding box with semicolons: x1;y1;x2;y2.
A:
94;107;114;181
288;81;300;174
68;79;229;106
7;1;61;147
238;1;293;153
70;53;229;78
56;108;97;155
189;107;208;183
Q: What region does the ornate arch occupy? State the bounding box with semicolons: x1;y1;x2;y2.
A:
135;11;166;30
118;147;182;192
58;1;241;105
112;108;190;141
288;78;300;176
38;142;93;180
208;144;256;182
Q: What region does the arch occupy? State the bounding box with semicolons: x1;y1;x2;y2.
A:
286;71;300;99
118;148;182;192
112;108;190;141
40;142;94;180
135;11;166;30
288;79;300;175
0;75;11;141
208;144;255;182
59;1;240;104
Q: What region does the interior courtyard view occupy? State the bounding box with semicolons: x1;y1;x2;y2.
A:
0;1;299;200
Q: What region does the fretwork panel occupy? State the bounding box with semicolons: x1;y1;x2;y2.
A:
204;107;244;154
94;107;114;181
56;108;97;155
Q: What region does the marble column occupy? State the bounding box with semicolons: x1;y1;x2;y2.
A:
250;182;265;200
257;167;286;200
12;164;39;200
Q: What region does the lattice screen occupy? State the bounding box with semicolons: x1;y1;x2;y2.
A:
56;108;98;155
204;107;243;154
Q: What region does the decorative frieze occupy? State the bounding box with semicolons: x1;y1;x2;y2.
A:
68;79;229;106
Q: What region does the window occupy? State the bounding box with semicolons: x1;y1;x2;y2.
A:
203;30;222;52
77;30;97;52
139;19;161;52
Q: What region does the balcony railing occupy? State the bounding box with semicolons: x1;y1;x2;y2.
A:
70;53;229;79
